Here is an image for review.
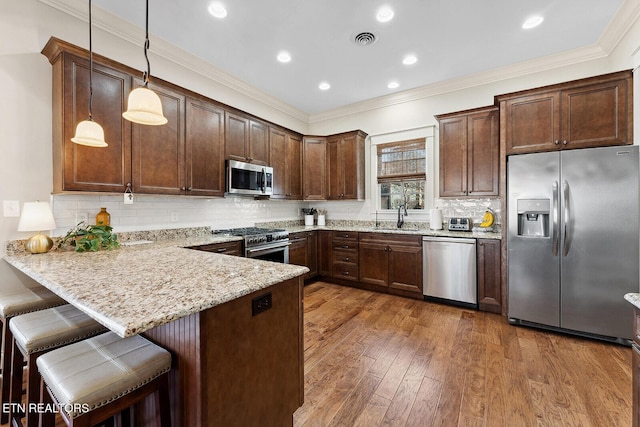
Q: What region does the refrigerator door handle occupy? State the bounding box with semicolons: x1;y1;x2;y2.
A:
563;180;571;256
552;181;559;256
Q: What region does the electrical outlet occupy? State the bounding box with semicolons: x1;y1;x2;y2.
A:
76;212;88;224
2;200;20;217
252;292;272;316
170;211;179;222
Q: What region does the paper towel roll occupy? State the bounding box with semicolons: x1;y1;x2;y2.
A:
429;209;443;230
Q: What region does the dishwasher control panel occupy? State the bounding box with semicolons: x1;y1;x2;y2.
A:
447;217;472;231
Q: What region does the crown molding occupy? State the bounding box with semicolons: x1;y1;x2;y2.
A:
38;0;310;124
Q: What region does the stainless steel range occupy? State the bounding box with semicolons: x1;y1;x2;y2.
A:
214;227;290;263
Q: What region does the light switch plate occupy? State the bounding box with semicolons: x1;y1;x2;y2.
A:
3;200;20;217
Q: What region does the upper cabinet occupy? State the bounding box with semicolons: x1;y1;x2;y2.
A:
498;70;633;155
302;137;327;201
270;127;302;200
45;42;132;193
326;130;367;200
436;106;499;198
224;112;269;166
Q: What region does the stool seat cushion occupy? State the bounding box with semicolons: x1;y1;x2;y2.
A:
10;304;107;354
37;332;171;419
0;283;64;319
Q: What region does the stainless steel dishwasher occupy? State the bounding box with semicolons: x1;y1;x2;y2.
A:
422;236;477;308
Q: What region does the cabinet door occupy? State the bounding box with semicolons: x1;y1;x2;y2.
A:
306;231;318;277
317;230;332;277
358;242;389;290
269;127;287;198
185;98;225;197
467;109;499;196
57;53;132;193
503;92;560;154
131;80;185;195
225;111;249;162
248;119;269;165
477;239;502;314
326;137;342;199
561;78;632;149
340;133;364;200
289;234;308;268
286;133;303;200
388;244;423;296
303;137;327;200
439;116;467;197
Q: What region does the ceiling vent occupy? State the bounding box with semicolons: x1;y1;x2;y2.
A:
353;32;377;46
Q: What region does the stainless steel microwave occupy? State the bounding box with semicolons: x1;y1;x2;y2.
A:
226;160;273;196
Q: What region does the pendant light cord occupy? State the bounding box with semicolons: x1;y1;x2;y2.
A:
143;0;151;87
88;0;94;121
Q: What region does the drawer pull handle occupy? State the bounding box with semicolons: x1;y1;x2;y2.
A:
343;257;350;262
343;271;350;276
217;248;227;253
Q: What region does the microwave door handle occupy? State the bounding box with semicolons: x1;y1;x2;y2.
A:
261;168;266;193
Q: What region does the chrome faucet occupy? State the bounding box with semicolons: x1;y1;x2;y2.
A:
397;203;407;228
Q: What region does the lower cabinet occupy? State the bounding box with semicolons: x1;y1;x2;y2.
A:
359;233;423;299
332;231;359;282
477;239;502;313
289;231;318;279
188;241;243;256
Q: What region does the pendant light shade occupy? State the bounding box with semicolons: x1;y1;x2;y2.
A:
71;119;108;147
72;0;107;147
123;0;167;126
123;87;168;125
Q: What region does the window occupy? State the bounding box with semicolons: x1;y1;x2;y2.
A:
377;139;426;210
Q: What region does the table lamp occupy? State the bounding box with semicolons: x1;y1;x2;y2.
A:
18;201;57;254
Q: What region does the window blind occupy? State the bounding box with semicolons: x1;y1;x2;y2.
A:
377;138;426;182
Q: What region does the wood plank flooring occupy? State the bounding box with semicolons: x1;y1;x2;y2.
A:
294;281;632;427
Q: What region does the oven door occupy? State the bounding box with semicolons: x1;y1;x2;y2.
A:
245;242;290;263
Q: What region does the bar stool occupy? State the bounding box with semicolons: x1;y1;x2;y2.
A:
9;304;107;427
38;332;172;427
0;281;64;423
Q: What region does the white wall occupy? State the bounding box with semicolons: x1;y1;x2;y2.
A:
2;0;640;261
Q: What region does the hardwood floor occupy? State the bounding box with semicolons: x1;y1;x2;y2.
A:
294;281;632;427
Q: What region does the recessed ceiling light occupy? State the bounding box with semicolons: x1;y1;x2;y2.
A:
277;51;291;63
387;81;399;89
319;82;331;91
208;2;227;19
522;16;544;29
402;55;417;65
376;6;394;23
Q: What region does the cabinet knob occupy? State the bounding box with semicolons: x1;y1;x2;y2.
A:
554;140;560;145
187;186;192;191
344;257;350;262
181;186;186;191
562;140;568;145
343;271;350;276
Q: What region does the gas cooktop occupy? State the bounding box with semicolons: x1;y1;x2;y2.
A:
213;227;289;247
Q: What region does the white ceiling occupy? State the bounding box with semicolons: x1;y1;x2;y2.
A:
90;0;627;115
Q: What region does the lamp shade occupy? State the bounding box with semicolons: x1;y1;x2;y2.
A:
71;119;108;147
18;202;57;232
122;87;168;125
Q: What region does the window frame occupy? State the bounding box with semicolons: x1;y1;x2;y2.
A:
368;126;436;221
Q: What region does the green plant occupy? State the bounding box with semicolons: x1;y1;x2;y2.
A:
57;222;120;252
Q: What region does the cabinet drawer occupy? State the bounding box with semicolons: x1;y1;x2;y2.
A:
333;250;358;265
334;231;358;240
333;263;358;281
359;232;422;247
190;241;243;256
333;241;358;251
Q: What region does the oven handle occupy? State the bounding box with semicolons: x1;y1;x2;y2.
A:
246;242;291;256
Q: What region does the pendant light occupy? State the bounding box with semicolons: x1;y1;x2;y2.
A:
122;0;168;125
71;0;108;147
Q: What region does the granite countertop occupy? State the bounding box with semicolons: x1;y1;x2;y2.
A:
286;224;502;240
625;293;640;309
3;235;308;338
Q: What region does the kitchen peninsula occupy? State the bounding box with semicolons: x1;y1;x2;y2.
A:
3;236;308;426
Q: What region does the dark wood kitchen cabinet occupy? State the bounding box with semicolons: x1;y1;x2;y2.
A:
477;238;502;314
498;70;633;155
270;127;303;199
289;231;318;279
358;233;423;299
131;79;186;195
224;112;269;165
332;231;359;282
44;40;133;193
184;98;226;197
303;137;327;200
189;240;242;256
326;130;367;200
317;230;333;277
436;106;499;197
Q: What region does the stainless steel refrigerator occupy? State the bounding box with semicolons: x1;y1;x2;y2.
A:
507;145;639;342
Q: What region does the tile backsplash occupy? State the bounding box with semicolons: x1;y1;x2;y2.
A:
50;194;306;236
